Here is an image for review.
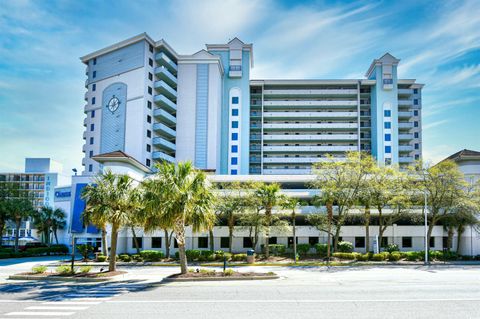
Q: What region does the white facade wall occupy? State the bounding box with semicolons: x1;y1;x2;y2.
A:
207;63;222;171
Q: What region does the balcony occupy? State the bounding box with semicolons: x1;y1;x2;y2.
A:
84;91;88;101
399;145;414;152
399;156;414;163
250;135;261;140
263;157;346;164
399;122;414;129
83;118;87;127
85;79;88;88
82;144;86;153
263;168;312;175
360;111;371;117
250;122;261;129
263;145;357;152
229;65;242;78
250;145;261;151
398;99;413;106
399;133;414;140
81;158;86;166
383;78;393;90
153;109;176;125
398;111;413;119
155;52;177;74
152;151;175;162
263;123;357;130
154;80;177;101
153;123;176;138
250;111;261;117
249;157;261;164
249;168;261;174
153;137;176;151
263;89;358;97
154;66;177;88
398;88;413;96
154;94;177;113
263;100;357;108
263;134;357;141
82;131;86;140
263;111;357;119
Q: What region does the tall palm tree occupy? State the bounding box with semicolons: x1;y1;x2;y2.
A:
33;207;66;247
11;198;35;252
142;161;215;274
254;183;285;259
51;208;66;245
82;171;141;271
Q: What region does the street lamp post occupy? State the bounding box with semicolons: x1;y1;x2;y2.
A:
424;191;429;265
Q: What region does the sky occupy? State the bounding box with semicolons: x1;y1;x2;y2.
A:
0;0;479;173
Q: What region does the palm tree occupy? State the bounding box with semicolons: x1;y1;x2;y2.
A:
33;207;66;247
142;161;215;274
254;183;285;259
82;170;141;271
282;197;299;263
11;198;35;252
51;208;66;245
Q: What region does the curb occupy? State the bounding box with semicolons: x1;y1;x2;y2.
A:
8;275;113;282
161;275;279;282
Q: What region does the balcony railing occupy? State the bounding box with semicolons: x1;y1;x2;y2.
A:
154;80;177;101
154;94;177;113
152;151;175;162
153;122;176;138
153;108;176;125
263;134;357;141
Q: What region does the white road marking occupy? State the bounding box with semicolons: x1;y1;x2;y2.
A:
5;312;74;316
26;306;88;310
107;298;480;303
64;293;118;298
42;301;101;305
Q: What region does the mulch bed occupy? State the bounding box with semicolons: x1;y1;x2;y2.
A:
168;271;275;279
17;271;126;278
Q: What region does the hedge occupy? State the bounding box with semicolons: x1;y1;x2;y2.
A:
0;244;69;259
337;241;354;253
314;244;328;257
296;244;311;256
268;244;286;256
139;250;164;261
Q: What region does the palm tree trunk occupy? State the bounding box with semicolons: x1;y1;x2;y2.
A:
53;228;59;245
209;229;214;252
178;244;187;274
164;229;170;259
109;224;119;272
14;218;21;253
456;225;464;254
174;220;188;274
292;210;296;263
326;202;333;261
265;210;271;258
131;226;141;254
228;224;233;253
101;227;108;256
365;203;370;253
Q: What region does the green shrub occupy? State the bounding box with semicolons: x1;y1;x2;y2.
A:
222;252;232;261
206;254;217;262
405;251;419;261
76;244;94;260
232;253;247;261
80;266;92;274
385;243;399;253
0;252;11;259
337;241;354;253
139;250;164;261
201;250;214;257
199;268;216;275
185;249;202;261
198;255;207;262
56;265;73;275
32;265;47;274
429;250;443;260
224;269;234;276
175;251;180;259
314;243;328;257
356;253;369;261
268;244;286;256
118;254;131;262
214;250;225;257
131;254;143;262
371;253;387;261
332;252;356;260
296;244;311;257
389;252;401;261
96;255;107;262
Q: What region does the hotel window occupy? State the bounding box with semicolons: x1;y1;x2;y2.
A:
148;86;152;95
93;58;97;65
243;237;253;248
89;151;93;158
146;144;151;152
174;238;178;248
89;137;94;145
415;143;419;150
147;130;151;138
198;237;208;249
415;154;420;160
232;97;239;104
91;110;95;118
414;99;418;105
414;132;419;138
385;146;391;153
402;237;412;248
220;237;230;249
309;237;319;246
384;110;391;117
414;110;418;116
232;121;238;128
384;122;391;129
147;115;152;123
92;97;95;105
231;169;238;175
148;72;153;81
414;121;419;127
413;88;418;94
149;44;154;53
88;164;93;172
430;237;435;248
385;134;391;141
132;237;143;249
151;237;162;248
232;109;239;116
149;58;153;67
288;237;298;247
147;101;152;109
90;124;94;131
268;237;277;245
355;237;365;248
231;145;238;153
146;159;151;167
92;71;96;78
231;157;238;165
231;133;238;140
92;84;96;91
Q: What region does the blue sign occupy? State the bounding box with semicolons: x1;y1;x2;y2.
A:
55;191;71;198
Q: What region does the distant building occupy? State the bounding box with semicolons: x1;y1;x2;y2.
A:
440;149;480;185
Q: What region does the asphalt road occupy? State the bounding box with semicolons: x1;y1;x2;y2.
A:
0;261;479;319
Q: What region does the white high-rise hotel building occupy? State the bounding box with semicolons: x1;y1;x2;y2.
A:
80;33;423;176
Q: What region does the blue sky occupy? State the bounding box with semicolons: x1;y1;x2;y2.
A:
0;0;479;173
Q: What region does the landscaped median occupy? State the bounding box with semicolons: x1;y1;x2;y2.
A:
162;269;279;282
9;265;126;282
